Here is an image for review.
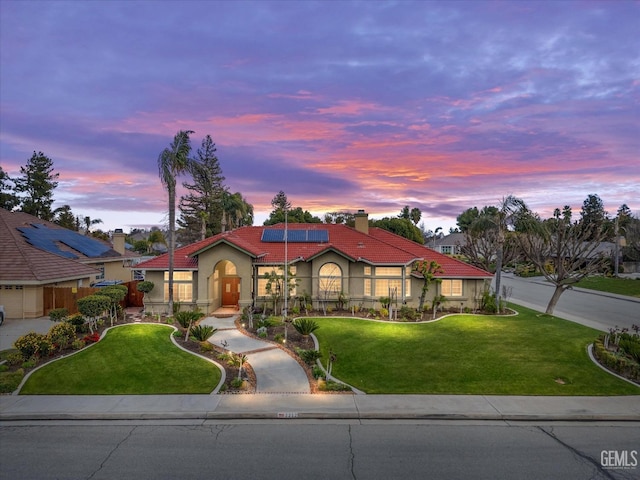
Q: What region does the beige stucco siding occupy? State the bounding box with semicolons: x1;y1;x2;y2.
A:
196;243;254;312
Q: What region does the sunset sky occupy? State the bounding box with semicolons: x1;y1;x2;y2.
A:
1;0;638;234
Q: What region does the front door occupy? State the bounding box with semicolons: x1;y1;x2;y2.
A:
222;277;240;307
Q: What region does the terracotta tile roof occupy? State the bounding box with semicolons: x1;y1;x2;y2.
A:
136;223;492;279
368;228;493;278
0;209;100;284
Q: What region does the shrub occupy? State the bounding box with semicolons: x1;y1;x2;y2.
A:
190;324;216;342
296;348;322;365
48;321;77;350
14;332;53;359
0;369;24;394
65;314;86;331
22;358;37;369
274;333;284;343
380;308;389;318
256;316;280;329
256;326;268;337
71;339;85;350
290;306;300;315
231;377;244;389
49;308;69;322
593;336;640;382
379;297;391;309
292;318;320;336
312;365;324;379
6;352;24;366
399;306;419;321
318;380;351;392
619;334;640;363
200;341;214;353
172;330;183;338
136;281;155;294
175;310;204;329
82;333;101;344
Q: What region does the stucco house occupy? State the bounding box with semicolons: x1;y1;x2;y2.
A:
136;211;492;315
433;232;466;255
0;209;140;319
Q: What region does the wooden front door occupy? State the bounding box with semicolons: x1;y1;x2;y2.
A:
222;277;240;307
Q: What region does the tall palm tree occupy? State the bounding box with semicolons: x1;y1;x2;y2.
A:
158;130;194;315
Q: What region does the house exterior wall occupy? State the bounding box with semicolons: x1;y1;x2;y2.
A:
197;244;254;313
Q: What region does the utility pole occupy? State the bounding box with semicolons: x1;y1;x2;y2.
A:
283;207;288;318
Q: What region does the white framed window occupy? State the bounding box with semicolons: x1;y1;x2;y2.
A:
364;266;411;297
441;279;463;297
319;262;342;296
164;271;193;302
257;266;297;297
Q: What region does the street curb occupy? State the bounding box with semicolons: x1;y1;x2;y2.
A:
2;412;640;422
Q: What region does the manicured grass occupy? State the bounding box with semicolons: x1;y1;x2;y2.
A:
20;324;221;394
313;306;639;395
576;276;640;298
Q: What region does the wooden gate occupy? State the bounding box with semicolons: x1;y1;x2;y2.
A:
43;281;144;315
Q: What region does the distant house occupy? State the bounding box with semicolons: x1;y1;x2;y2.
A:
433;233;466;255
0;209;140;319
136;211;492;315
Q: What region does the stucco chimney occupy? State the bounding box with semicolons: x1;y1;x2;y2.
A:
112;229;126;255
354;209;369;235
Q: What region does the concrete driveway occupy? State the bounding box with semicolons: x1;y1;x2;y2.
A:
0;317;52;351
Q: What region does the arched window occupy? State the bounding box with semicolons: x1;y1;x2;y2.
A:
319;262;342;296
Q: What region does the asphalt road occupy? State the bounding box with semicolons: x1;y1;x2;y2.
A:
1;420;638;480
499;274;640;332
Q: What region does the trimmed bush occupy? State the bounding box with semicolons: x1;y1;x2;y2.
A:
14;332;54;359
0;369;24;394
48;321;77;350
593;336;640;383
49;308;69;322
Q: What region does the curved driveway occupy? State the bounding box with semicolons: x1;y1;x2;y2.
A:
499;273;640;332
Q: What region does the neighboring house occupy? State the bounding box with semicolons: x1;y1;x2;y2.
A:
136;211;492;315
432;233;466;255
0;209;141;319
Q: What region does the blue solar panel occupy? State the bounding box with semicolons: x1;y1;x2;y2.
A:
18;223;112;259
261;229;329;243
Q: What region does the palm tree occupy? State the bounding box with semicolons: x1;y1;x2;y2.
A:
157;130;194;315
83;216;103;235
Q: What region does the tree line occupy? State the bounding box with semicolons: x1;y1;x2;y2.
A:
453;194;639;314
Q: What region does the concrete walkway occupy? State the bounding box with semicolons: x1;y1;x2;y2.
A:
1;393;639;421
200;316;311;394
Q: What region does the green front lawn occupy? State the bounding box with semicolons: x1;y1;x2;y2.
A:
313;306;639;395
576;276;640;298
20;324;221;394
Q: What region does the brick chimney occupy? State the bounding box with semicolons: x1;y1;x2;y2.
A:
354;209;369;235
112;229;126;255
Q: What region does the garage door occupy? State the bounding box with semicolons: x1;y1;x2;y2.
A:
0;286;24;319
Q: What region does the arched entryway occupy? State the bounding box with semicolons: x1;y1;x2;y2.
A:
213;260;240;312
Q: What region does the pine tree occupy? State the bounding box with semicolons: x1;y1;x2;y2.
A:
0;166;19;211
14;151;59;220
177;135;226;244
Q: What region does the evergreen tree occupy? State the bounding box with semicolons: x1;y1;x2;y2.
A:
178;135;226;244
0;166;19;211
14;151;59;220
53;205;77;230
580;194;611;240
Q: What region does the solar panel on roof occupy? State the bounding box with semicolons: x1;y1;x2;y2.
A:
18;224;111;259
261;228;329;243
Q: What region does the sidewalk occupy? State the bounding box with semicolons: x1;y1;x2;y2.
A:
1;393;639;421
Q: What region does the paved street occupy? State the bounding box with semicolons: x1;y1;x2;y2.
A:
1;421;638;480
499;274;640;332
